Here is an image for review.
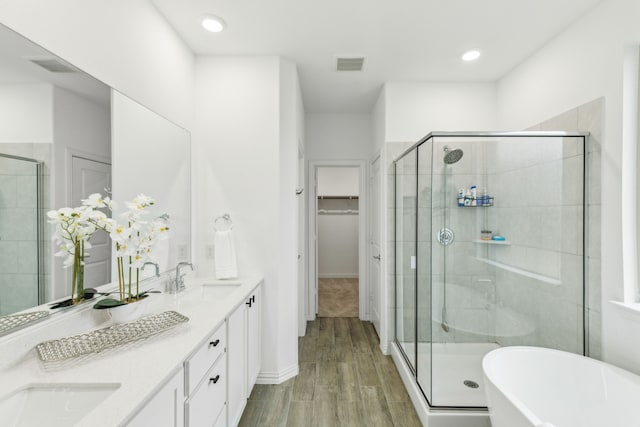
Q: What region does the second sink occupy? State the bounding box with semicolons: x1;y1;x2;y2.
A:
0;383;120;427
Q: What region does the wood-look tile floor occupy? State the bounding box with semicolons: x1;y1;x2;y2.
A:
318;278;359;317
238;318;422;427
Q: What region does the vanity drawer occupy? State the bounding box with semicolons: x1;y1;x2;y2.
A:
185;324;226;395
186;353;226;427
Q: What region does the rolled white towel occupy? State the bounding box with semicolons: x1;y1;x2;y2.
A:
214;229;238;279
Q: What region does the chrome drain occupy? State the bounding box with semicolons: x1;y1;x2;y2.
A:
437;227;455;246
463;380;479;389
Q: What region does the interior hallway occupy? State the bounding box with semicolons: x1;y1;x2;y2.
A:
238;317;421;426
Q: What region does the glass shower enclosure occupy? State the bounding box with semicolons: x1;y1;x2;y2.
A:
0;153;44;316
394;132;587;409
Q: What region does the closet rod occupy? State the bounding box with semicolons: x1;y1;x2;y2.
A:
317;195;359;200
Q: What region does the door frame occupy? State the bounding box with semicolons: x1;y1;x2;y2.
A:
369;152;382;335
65;147;112;206
307;159;368;321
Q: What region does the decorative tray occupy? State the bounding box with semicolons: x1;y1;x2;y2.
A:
0;311;49;337
35;311;189;362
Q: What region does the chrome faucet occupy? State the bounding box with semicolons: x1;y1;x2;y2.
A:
173;262;194;292
142;262;160;277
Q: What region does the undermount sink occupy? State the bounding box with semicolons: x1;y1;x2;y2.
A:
199;280;241;300
0;383;120;426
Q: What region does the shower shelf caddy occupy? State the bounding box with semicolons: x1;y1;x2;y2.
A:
457;197;494;207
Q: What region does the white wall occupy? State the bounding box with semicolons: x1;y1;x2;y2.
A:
0;0;194;130
495;0;640;374
318;214;359;278
317;167;359;196
305;113;372;160
194;56;300;382
384;82;498;142
0;84;52;143
372;88;386;156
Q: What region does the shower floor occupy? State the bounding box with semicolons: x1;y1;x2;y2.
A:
399;342;499;408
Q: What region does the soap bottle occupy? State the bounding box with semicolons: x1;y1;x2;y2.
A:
470;185;477;206
464;190;472;206
480;188;488;206
457;189;464;206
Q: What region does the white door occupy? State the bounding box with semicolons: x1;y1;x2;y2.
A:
71;156;112;288
370;156;382;334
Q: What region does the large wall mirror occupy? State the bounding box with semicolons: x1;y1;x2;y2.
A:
0;24;190;320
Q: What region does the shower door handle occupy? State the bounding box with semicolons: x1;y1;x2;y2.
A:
373;254;381;261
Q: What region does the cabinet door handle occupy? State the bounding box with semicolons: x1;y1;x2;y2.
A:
251;295;255;303
209;339;220;347
246;299;252;308
209;375;221;384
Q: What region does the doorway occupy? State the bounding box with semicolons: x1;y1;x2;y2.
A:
70;154;112;287
308;161;367;321
317;167;359;317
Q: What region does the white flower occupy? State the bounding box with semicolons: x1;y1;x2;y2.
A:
132;194;154;208
110;224;132;243
82;193;112;209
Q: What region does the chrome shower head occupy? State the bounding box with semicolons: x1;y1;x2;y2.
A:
443;146;464;164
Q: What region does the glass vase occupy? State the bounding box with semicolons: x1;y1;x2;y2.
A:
72;241;85;303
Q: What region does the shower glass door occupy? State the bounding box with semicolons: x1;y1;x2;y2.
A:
394;150;417;371
415;143;433;403
430;136;494;408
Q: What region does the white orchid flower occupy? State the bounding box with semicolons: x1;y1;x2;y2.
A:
82;193;111;208
110;224;132;243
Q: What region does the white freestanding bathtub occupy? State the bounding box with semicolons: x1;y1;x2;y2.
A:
482;346;640;427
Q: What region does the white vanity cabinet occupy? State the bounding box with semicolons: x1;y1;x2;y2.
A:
228;283;262;426
127;367;185;427
185;324;228;426
108;280;263;426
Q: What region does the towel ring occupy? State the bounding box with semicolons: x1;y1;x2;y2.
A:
214;214;233;231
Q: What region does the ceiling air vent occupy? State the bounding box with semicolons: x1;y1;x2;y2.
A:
336;56;365;71
27;57;78;73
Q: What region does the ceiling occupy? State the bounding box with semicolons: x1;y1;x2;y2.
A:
152;0;602;113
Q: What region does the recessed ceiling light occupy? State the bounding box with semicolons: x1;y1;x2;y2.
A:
201;15;226;33
462;50;481;62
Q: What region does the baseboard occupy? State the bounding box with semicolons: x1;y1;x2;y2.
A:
380;341;389;355
318;274;359;279
255;364;299;384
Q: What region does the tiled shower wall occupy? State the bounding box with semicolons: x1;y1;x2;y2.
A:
485;135;585;354
531;98;603;359
0;143;50;316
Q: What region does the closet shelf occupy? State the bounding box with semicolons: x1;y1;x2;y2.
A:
318;209;359;215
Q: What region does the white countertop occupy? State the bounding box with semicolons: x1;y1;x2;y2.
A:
0;274;263;426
